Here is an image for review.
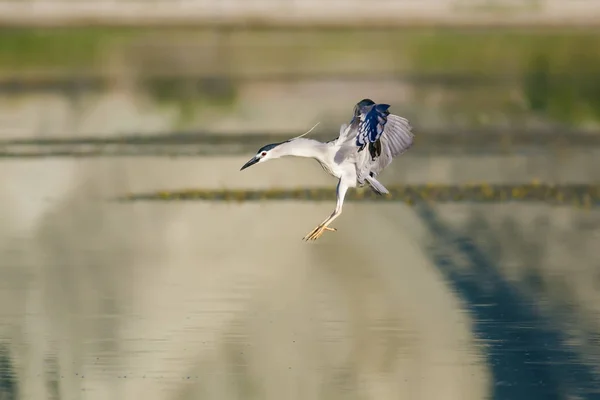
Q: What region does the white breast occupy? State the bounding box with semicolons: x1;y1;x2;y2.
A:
315;157;358;188
316;159;338;178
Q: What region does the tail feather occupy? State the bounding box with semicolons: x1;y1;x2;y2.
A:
365;175;389;195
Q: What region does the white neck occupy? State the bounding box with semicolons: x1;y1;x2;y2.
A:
272;138;327;161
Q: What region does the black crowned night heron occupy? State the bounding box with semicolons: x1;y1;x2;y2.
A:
240;99;414;241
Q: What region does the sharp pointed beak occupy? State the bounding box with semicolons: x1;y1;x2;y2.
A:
240;156;259;171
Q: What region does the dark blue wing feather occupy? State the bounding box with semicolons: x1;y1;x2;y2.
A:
355;104;391;147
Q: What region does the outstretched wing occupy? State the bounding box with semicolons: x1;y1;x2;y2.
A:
333;108;413;179
366;114;414;177
380;114;414;159
353;114;414;184
355;104;391;147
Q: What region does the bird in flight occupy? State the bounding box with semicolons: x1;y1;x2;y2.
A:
240;98;414;241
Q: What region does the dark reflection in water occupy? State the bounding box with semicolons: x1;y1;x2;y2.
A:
0;346;16;400
417;204;600;400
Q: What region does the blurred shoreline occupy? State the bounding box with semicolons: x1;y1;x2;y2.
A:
2;26;600;131
0;0;600;28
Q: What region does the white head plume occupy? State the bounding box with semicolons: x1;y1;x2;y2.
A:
288;122;320;141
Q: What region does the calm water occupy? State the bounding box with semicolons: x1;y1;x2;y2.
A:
0;89;599;400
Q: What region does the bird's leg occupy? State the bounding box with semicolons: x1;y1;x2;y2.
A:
303;211;341;241
303;178;348;241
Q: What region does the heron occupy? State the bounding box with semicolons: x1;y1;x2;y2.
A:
240;99;414;241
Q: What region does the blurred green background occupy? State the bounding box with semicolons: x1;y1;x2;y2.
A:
1;27;599;128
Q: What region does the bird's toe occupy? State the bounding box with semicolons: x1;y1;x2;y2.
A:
302;224;337;241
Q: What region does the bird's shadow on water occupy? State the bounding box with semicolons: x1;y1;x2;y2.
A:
415;204;600;400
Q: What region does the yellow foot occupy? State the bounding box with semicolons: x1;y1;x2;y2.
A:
302;225;337;241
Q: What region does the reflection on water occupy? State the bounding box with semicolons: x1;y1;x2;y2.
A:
0;156;490;400
0;87;599;400
419;204;600;400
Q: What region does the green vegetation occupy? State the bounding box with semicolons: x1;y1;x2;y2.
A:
0;27;599;125
405;30;600;124
143;76;239;127
524;53;600;123
2;27;597;74
0;28;112;69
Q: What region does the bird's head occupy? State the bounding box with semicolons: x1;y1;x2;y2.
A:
240;142;283;171
240;122;321;171
353;98;376;117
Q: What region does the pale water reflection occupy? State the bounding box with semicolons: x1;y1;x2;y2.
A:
0;156;492;400
0;86;599;400
2;153;600;399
